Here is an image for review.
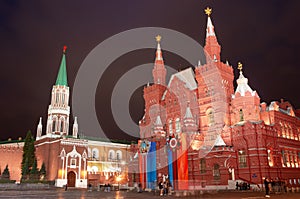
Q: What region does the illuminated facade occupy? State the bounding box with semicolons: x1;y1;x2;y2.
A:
136;8;300;191
0;47;131;188
87;140;130;187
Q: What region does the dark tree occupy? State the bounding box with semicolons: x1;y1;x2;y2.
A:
21;130;36;180
30;158;39;180
21;158;29;180
2;165;10;180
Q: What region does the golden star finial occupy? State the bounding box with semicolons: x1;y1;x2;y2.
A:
156;35;162;42
204;7;212;16
238;62;243;72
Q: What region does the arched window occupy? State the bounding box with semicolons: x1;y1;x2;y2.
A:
52;118;57;132
62;94;65;106
116;150;122;161
108;150;115;161
213;164;220;180
206;108;214;126
92;148;99;160
91;166;98;173
175;118;181;133
267;149;273;167
239;109;244;122
284;123;289;139
60;118;65;133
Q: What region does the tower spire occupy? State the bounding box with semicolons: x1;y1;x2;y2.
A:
46;46;70;137
55;46;68;86
204;7;221;62
152;35;166;85
155;35;163;63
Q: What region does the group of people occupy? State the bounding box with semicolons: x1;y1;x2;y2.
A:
264;177;288;197
236;182;251;190
158;179;172;196
103;183;112;192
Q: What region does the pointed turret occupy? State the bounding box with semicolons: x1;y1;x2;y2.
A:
214;134;226;146
184;103;194;120
183;103;198;135
36;117;42;139
72;117;78;138
234;62;257;97
231;62;260;124
45;46;70;137
183;103;196;127
152;35;166;85
55;46;68;86
154;115;165;137
203;7;221;62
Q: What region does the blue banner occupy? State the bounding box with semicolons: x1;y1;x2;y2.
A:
168;147;173;187
146;142;157;189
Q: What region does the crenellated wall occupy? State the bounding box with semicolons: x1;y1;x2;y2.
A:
0;143;24;182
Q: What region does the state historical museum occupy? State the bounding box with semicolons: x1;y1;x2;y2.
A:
131;8;300;191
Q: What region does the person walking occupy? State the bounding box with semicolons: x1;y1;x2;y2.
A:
264;178;270;198
158;180;163;196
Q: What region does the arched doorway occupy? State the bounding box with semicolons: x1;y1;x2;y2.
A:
67;171;76;187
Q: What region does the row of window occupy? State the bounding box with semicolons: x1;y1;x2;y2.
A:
166;108;214;133
89;148;122;161
199;159;220;180
168;118;181;134
237;149;300;168
278;122;300;141
50;117;67;133
52;91;68;106
281;150;300;168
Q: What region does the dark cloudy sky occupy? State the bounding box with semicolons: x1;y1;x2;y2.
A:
0;0;299;141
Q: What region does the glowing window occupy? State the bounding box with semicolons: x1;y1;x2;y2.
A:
206;108;215;126
175;118;181;133
168;120;173;135
267;149;273;167
239;109;244;122
238;150;247;168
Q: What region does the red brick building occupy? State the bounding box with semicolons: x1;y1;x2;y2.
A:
135;8;300;191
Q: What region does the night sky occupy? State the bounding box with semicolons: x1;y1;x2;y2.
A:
0;1;299;141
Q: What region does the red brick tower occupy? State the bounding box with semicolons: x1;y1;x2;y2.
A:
195;7;234;140
140;35;167;139
34;47;88;188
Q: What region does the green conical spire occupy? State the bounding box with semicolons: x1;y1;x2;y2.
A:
55;46;68;86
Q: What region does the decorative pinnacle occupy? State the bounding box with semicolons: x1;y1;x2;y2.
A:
63;45;67;53
238;62;243;72
156;35;162;42
204;7;212;16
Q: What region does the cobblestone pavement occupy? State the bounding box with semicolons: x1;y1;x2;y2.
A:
0;189;299;199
